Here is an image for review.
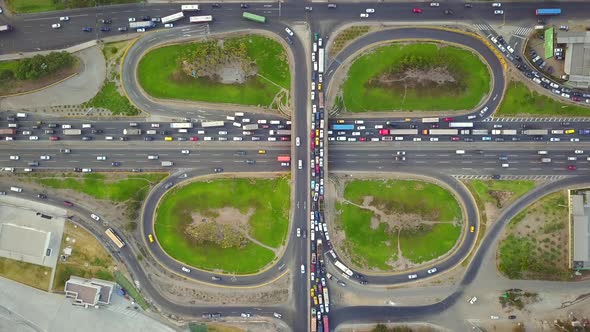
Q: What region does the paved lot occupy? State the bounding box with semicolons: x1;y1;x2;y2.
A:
0;276;180;332
0;46;105;109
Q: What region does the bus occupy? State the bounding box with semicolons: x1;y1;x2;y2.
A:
318;48;325;73
422;117;439;123
277;155;291;162
181;4;200;11
170;122;193;129
189;15;213;23
162;12;184;24
427;129;458;135
332;124;354;130
201;121;225;128
105;228;125;249
449;122;474;128
334;260;353;276
536;8;561;16
242;12;266;23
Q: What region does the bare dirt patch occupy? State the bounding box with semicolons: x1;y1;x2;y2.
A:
369;67;459;92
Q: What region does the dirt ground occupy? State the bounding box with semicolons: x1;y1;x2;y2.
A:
370;67;461;95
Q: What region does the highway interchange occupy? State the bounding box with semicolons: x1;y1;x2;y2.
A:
2;1;590;331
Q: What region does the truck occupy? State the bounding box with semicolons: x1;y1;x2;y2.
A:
323;316;330;332
523;129;549;135
536;8;561;15
162;12;184;24
277;155;291;162
471;129;489;135
242;124;259;131
0;128;16;135
318;48;325;74
389;129;418;135
422;117;439;123
318;92;325;109
181;4;200;11
201;121;225;128
161;161;174;167
317;239;324;263
269;130;291;136
311;317;317;332
332;124;354;130
449;122;474;128
0;25;13;33
501;129;518;135
426;129;458;135
63;129;82;135
170;122;193;129
123;128;142;135
129;21;156;29
323;288;330;311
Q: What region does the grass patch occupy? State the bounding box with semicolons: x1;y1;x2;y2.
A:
337;179;462;269
53;221;116;291
155;177;290;274
498;191;571;280
113;271;149;310
329;26;370;57
0;257;51;290
137;35;290;107
466;180;535;208
497;81;590;117
6;0;141;14
0;59;19;72
84;81;140;116
342;43;490;112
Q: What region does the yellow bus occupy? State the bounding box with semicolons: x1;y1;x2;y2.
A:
105;228;125;249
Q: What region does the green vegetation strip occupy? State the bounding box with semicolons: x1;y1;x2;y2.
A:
338;180;462;269
466;180;535;208
342;43;490;112
83;81;140;116
114;271;149;310
498;81;590;117
155;178;290;274
6;0;140;14
329;26;370;57
137;35;290;107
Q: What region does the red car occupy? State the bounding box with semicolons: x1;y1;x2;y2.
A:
443;117;454;122
280;136;290;141
572;96;582;102
63;201;74;207
311;142;315;149
568;165;577;170
189;136;198;141
310;131;315;138
49;136;60;141
359;137;367;141
451;136;460;141
413;8;422;13
379;129;390;135
260;124;269;129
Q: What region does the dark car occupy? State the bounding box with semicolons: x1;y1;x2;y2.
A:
132;168;143;172
100;26;110;32
240;3;249;9
144;137;153;141
120;136;129;141
63;201;74;207
214;168;223;173
491;174;501;180
101;18;112;24
111;162;121;167
235;151;247;156
464;3;473;8
142;16;151;21
212;3;221;7
508;315;517;319
444;9;453;15
37;193;47;199
245;159;255;165
82;136;92;141
285;37;293;45
91;129;103;134
82;27;92;32
73;167;82;172
118;27;128;32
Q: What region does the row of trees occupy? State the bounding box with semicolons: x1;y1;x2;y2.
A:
0;51;75;82
185;221;248;249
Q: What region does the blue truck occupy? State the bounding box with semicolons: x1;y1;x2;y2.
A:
332;124;354;130
535;8;561;15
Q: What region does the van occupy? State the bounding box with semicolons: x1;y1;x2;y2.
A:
62;124;72;129
10;186;23;192
226;116;235;121
501;163;509;168
16;113;27;118
456;150;466;154
178;129;188;133
82;168;92;173
164;136;173;141
197;130;205;134
105;136;114;140
82;124;92;128
146;130;157;135
298;160;303;170
538;151;548;155
4;168;14;172
234;112;244;117
148;155;159;160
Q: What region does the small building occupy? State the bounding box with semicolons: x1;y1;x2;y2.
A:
64;276;116;307
571;193;590;270
556;32;590;88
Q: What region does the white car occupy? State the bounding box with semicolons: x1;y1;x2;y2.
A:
90;213;100;221
40;155;51;160
492;2;502;7
550;137;560;142
164;23;174;28
22;130;31;135
575;150;584;154
96;156;107;160
59;16;70;21
430;137;439;142
311;82;316;91
285;27;294;36
296;228;301;237
29;136;39;140
427;267;438;274
51;23;61;29
9;155;19;160
413;137;422;142
469;296;478;304
430;2;440;7
273;313;282;319
218;131;228;135
0;7;3;14
300;264;305;274
360;13;369;18
408;274;418;280
365;8;375;13
296;137;300;146
494;10;504;15
240;313;251;318
181;150;190;154
571;138;580;142
137;28;145;32
128;17;136;22
181;266;191;273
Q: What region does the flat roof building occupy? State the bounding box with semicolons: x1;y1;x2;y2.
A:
64;276;116;307
0;223;51;266
556;32;590;88
571;193;590;270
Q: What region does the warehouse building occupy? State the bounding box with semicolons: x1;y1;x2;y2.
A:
571;193;590;270
556;32;590;88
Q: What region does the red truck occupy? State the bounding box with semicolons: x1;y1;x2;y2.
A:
0;128;16;135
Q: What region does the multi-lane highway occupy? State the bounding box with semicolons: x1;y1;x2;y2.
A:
2;1;590;331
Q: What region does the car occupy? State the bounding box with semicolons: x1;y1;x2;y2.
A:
51;23;61;29
296;228;301;237
118;27;128;32
550;137;560;142
181;266;191;273
90;214;100;221
427;267;438;274
245;159;255;165
273;312;282;319
560;25;569;31
358;13;369;18
492;2;502;7
148;234;154;243
60;16;70;21
0;7;2;14
568;165;577;171
571;138;580;142
470;225;475;233
111;162;121;167
60;148;71;154
181;150;190;155
430;137;439;142
365;8;375;13
494;10;504;15
29;136;39;140
451;136;460;141
469;296;478;304
136;28;145;32
40;155;51;160
141;16;151;21
240;313;251;318
37;193;47;199
128;17;136;22
508;315;517;319
575;150;584;154
413;8;422;13
430;2;440;7
97;156;107;160
301;264;305;274
100;26;110;32
285;27;293;36
408;274;418;279
83;27;92;32
101;19;112;24
164;23;174;28
464;3;473;8
63;201;74;207
241;3;249;9
213;167;223;173
9;155;19;160
305;6;312;11
211;276;221;281
444;9;454;15
443;117;453;122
